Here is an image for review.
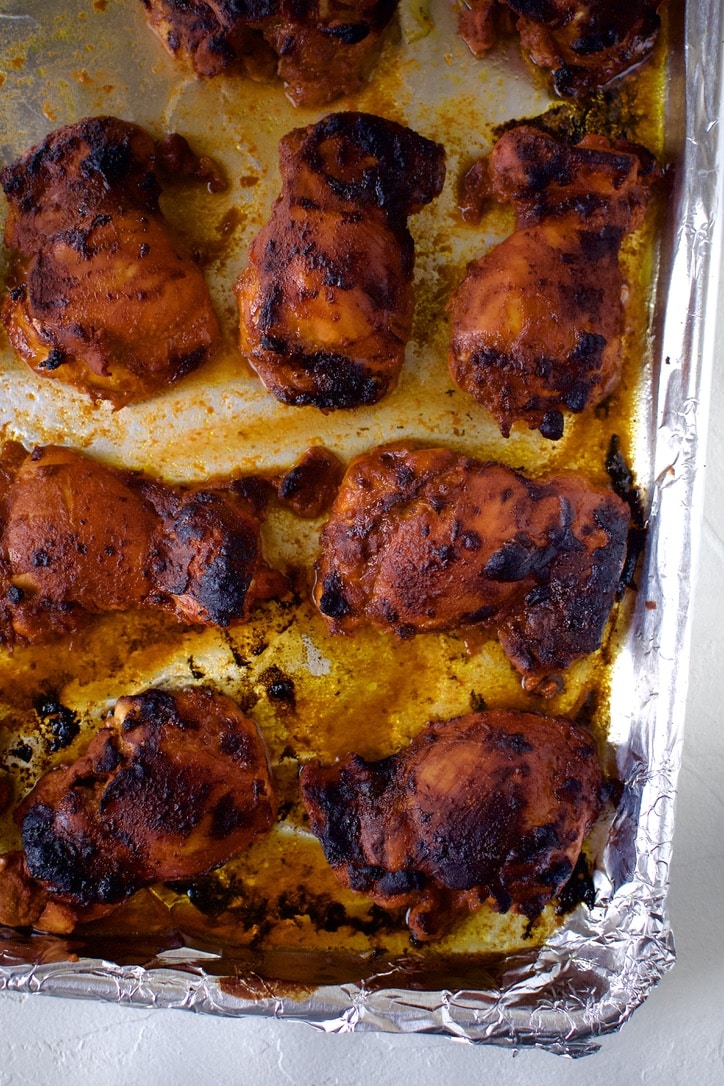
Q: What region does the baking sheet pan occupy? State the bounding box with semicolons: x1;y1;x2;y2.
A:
0;0;721;1054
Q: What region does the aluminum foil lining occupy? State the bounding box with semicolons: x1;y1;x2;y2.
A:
0;0;722;1055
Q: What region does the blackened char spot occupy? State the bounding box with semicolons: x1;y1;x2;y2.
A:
319;571;351;619
170;497;257;626
38;348;67;372
605;434;646;528
175;344;208;377
226;0;278;17
190;543;254;625
260;334;287;354
539;410;564;440
33;694;80;752
302;765;367;870
219;727;251;760
210;792;248;839
505;1;558;22
578;226;623;262
259;284;282;332
120;689;178;733
570;330;606;368
556;852;596;914
183;874;235;917
376;868;425;895
94;736;122;774
484;541;535;582
22;804;129;904
515;822;560;860
460;605;497;624
207;34;236;62
10;742;33;763
488;729;534;754
80;138;133;186
562;381;593;413
259;665;296;707
346;863;387;892
321;22;370;45
290;351;383;409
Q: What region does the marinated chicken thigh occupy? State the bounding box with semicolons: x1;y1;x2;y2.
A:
449;125;658;439
301;709;604;940
0;688;276;932
236;112;446;410
1;117;220;407
0;443;286;646
314;445;629;693
140;0;398;106
457;1;665;95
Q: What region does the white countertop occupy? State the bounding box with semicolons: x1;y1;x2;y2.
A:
1;320;723;1086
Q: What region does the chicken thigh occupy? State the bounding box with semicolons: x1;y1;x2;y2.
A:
0;443;286;646
1;117;220;407
449;125;658;439
0;688;276;931
140;0;398;106
236;112;445;410
301;708;603;940
314;445;630;693
457;1;665;95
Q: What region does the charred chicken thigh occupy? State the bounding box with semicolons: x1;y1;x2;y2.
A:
140;0;398;106
0;688;276;932
236;112;446;410
314;445;629;693
0;443;286;646
301;709;604;940
457;1;665;95
1;117;220;407
449;125;658;439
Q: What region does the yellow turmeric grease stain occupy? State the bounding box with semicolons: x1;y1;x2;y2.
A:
0;1;668;976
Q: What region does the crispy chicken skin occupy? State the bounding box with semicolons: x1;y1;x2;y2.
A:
457;1;665;95
0;443;286;646
1;117;220;407
140;0;398;106
236;112;445;411
449;125;658;439
314;445;629;693
301;709;603;940
0;688;276;931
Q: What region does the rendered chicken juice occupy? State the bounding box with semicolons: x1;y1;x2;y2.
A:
0;0;720;1054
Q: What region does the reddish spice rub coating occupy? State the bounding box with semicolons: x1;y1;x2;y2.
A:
301;709;604;941
314;445;630;694
139;0;399;107
274;446;344;519
449;125;659;440
0;688;276;932
236;112;446;411
0;443;287;646
1;117;220;407
457;1;665;96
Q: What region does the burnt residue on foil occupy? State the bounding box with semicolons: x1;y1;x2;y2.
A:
0;0;719;1056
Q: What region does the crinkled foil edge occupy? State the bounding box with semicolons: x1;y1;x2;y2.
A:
1;0;723;1055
